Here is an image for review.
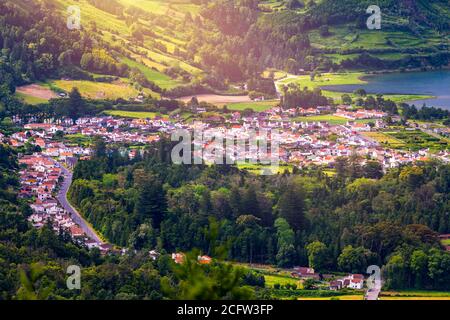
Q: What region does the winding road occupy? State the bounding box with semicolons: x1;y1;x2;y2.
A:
56;162;104;244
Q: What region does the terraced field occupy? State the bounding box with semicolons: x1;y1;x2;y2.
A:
47;0;203;93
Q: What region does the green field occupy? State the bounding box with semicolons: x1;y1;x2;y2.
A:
362;131;406;147
380;290;450;300
227;100;279;112
363;130;449;151
15;92;48;105
121;57;185;90
385;130;449;151
51;79;160;100
104;110;161;119
292;114;373;125
237;164;293;175
264;274;302;288
65;134;92;147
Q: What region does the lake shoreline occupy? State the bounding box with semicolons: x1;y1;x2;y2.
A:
320;70;450;109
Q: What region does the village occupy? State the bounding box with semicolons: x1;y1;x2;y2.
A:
2;103;448;297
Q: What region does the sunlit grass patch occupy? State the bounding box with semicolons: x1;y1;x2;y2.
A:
51;80;160;100
104;110;161;119
227;100;278;112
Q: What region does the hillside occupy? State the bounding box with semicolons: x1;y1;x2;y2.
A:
1;0;449;107
254;0;450;72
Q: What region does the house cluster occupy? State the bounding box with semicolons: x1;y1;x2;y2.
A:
18;154;104;251
75;117;166;144
175;111;446;169
335;108;387;120
8;125;91;163
329;274;365;291
290;266;365;291
291;267;321;280
12;107;448;175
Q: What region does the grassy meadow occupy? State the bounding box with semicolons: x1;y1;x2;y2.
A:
227;100;279;112
15;92;49;105
104;110;162;119
50;79;160;100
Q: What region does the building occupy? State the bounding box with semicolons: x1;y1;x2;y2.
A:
198;255;213;265
292;267;320;279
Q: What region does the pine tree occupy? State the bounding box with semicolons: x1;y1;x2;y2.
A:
67;87;84;122
277;183;306;230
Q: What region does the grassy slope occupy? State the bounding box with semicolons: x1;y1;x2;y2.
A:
45;0;202;95
51;79;160;100
15;92;49;105
263;0;450;67
120;57;184;90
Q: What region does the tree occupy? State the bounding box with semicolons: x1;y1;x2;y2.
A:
383;254;407;289
274;218;296;267
92;136;107;158
363;161;383;179
399;166;424;189
135;176;167;229
341;94;352;105
427;248;450;289
337;246;375;273
67;88;84;122
334;156;348;180
354;88;367;97
277;182;306;230
410;250;428;288
286;0;304;10
306;241;328;272
161;252;254;300
319;25;330;37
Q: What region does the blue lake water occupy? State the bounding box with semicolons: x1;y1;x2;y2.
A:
321;70;450;110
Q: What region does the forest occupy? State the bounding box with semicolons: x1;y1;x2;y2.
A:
187;0;450;83
67;137;450;291
0;143;264;300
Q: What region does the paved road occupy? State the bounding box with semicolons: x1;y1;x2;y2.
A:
365;280;382;300
56;163;104;244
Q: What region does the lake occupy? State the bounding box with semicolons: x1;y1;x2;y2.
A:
321;70;450;110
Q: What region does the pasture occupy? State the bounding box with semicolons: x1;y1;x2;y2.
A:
121;57;184;90
51;80;160;100
104;110;160;119
227;100;278;112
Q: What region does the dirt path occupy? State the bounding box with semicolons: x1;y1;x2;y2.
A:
16;84;57;100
